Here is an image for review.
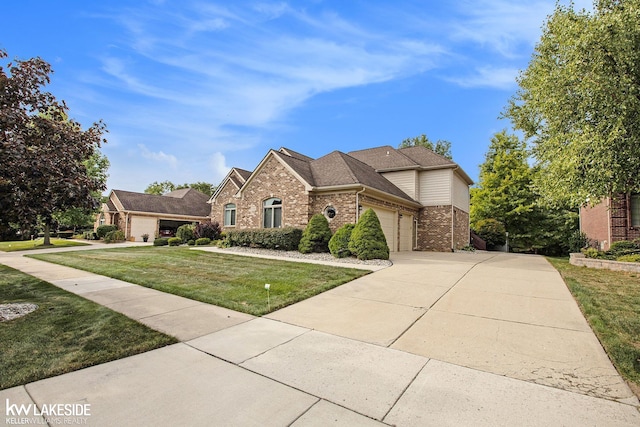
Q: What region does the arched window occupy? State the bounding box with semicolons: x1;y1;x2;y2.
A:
263;198;282;228
224;203;236;226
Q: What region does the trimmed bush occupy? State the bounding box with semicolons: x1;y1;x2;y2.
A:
195;237;211;246
153;237;169;246
57;230;74;239
168;237;182;246
617;254;640;263
607;240;640;258
473;219;506;249
225;227;303;251
96;224;117;238
299;214;332;253
195;221;222;240
176;224;195;243
348;209;389;260
187;239;195;246
329;224;355;258
104;230;125;243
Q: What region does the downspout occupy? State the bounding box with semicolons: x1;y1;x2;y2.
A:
125;212;130;240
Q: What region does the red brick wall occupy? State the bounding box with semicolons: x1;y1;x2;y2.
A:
417;205;452;252
211;180;239;232
580;199;611;250
309;192;358;232
453;207;470;249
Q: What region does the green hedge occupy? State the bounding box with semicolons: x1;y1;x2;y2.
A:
168;237;182;246
153;237;169;246
96;225;118;238
195;237;211;246
104;230;125;243
225;227;303;251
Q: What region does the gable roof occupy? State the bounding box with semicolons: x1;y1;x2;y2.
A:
209;167;253;202
279;147;314;162
348;145;455;170
112;188;210;217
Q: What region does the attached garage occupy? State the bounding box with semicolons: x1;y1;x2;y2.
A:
129;216;158;242
399;214;414;251
361;205;397;252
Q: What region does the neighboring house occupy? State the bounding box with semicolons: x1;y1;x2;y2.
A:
580;194;640;250
96;188;210;241
209;146;473;252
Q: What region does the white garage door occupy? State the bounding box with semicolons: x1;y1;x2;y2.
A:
130;217;157;242
361;205;396;252
399;214;414;251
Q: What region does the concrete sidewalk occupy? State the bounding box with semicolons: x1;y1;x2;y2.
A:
1;248;639;426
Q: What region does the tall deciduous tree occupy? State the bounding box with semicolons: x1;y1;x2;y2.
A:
504;0;640;206
398;134;453;159
144;181;215;196
0;51;108;244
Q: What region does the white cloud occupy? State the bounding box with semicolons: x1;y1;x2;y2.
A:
138;144;178;168
446;66;520;90
209;152;231;183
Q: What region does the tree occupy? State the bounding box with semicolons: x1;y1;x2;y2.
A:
0;50;108;245
329;223;355;258
504;1;640;206
145;180;215;196
348;208;389;260
298;214;332;254
398;134;453;159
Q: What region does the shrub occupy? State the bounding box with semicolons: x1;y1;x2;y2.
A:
329;224;355;258
617;254;640;263
96;224;117;238
104;230;125;243
176;224;195;243
168;237;182;246
225;227;303;251
473;219;506;249
582;247;600;258
153;237;169;246
83;231;98;240
567;230;589;253
194;221;222;240
195;237;211;246
299;214;332;253
57;230;74;239
348;208;389;260
187;239;195;246
606;240;640;258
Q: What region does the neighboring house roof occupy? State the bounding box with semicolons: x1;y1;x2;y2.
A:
112;188;210;217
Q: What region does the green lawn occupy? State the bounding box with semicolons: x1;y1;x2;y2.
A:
0;265;177;389
548;257;640;395
0;238;89;252
30;246;370;316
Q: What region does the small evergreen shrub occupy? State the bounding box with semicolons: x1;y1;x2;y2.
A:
299;214;332;253
176;224;195;243
195;237;211;246
187;239;195;246
104;230;125;243
225;227;303;250
195;221;222;240
329;224;355;258
168;237;182;246
96;224;117;238
567;230;589;253
607;240;640;258
617;254;640;263
348;209;389;260
153;237;169;246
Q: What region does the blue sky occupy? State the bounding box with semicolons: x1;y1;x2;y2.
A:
2;0;592;193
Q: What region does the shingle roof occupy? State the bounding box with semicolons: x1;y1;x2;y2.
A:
279;147;314;162
348;145;455;170
398;146;455;168
234;168;252;182
273;150;316;186
112;188;210;217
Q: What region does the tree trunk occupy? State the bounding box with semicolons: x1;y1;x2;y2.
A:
43;222;51;246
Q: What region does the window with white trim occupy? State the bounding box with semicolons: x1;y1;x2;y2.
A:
263;198;282;228
224;203;236;226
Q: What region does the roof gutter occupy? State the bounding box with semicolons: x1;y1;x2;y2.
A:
310;184;422;209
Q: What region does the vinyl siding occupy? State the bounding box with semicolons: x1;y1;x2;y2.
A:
453;173;470;212
381;170;417;200
419;169;451;206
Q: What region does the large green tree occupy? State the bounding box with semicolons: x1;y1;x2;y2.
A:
0;51;108;245
398;134;453;159
504;0;640;206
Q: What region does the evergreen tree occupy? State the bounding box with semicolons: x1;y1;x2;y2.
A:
348;209;389;260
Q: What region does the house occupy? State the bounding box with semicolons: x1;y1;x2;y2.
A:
96;188;210;241
209;146;473;252
580;194;640;250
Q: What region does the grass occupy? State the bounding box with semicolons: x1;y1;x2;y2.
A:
0;265;177;389
30;246;370;316
0;238;89;252
547;257;640;394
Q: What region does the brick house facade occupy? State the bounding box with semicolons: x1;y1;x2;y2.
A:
580;194;640;250
210;146;472;252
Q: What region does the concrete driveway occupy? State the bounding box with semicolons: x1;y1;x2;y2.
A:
2;249;639;426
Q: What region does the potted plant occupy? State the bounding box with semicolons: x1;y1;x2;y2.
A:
141;233;149;242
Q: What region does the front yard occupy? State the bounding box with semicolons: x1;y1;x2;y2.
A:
0;265;177;389
0;238;89;252
30;246;370;316
548;257;640;395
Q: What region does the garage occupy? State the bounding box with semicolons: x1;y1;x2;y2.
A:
129;217;158;242
361;205;397;252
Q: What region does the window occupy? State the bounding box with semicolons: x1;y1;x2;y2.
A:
263;198;282;228
224;203;236;226
631;194;640;228
324;206;337;219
